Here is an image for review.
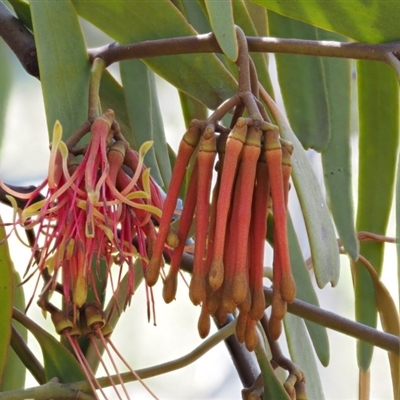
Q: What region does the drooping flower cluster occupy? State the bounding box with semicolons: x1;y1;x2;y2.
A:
146;113;296;350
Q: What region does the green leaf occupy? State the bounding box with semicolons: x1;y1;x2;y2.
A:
99;70;134;147
268;12;330;151
180;0;212;34
31;0;90;141
169;0;185;14
8;0;32;30
319;34;358;261
255;342;291;400
12;309;86;383
1;268;27;391
0;40;12;150
284;314;325;400
397;151;400;397
72;0;237;110
204;0;238;62
244;0;268;36
355;60;399;370
263;91;340;288
120;60;172;188
287;217;330;366
367;260;399;399
0;219;14;388
252;0;400;42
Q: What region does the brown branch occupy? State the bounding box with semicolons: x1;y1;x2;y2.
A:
0;2;39;77
263;288;399;355
177;253;399;355
88;35;400;68
3;7;400;81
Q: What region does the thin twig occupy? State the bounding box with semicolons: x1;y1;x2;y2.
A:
0;377;96;400
0;321;237;399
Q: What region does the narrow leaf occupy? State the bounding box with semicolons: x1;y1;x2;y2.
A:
262;90;340;288
120;60;172;188
255;341;291;399
369;261;399;399
319;33;358;261
0;219;14;387
244;0;268;36
355;61;399;370
12;309;86;383
0;268;27;391
180;0;212;34
252;0;400;42
204;0;238;62
287;217;330;366
396;146;400;396
268;12;330;151
72;0;238;110
284;314;325;400
8;0;32;30
31;0;90;141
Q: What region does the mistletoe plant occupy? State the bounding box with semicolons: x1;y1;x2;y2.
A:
0;1;399;400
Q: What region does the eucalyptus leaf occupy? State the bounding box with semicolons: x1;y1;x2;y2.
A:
0;219;14;388
72;0;238;110
287;217;330;366
255;341;291;399
31;0;90;141
204;0;238;62
12;309;86;383
120;60;171;188
355;61;399;370
284;314;325;400
367;260;399;399
244;0;268;36
252;0;400;42
0;269;27;391
8;0;32;30
179;0;211;34
268;12;330;151
318;32;358;261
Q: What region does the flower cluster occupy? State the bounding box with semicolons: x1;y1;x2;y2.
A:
2;109;163;324
146;115;296;350
2;109;164;397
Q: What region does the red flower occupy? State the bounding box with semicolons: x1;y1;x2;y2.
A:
1;110;163;313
